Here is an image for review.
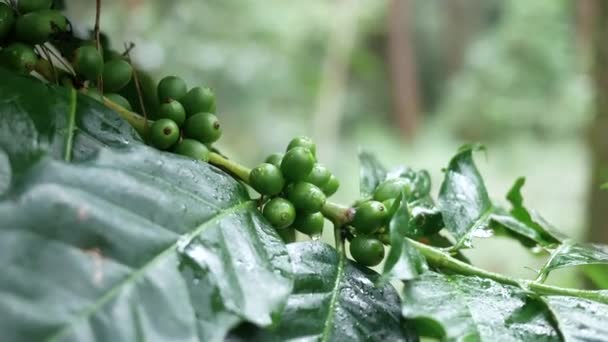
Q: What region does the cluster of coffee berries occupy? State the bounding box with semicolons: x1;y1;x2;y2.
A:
0;1;137;96
148;75;219;161
0;0;69;74
249;136;339;242
347;177;418;267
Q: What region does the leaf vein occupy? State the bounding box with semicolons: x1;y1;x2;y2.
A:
46;200;254;342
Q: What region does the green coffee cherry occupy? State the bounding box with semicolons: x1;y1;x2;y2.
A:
382;198;398;216
105;93;132;111
17;0;52;13
349;236;385;267
277;227;296;244
0;43;37;73
173;139;210;161
102;59;132;92
157;75;187;103
0;4;15;41
287;136;316;157
183;112;222;143
321;174;340;196
287;182;326;213
373;178;413;202
158;100;186;126
280;146;315;182
265;153;283;168
149;118;180;150
263;198;296;229
352;200;388;234
15;10;68;44
72;45;103;80
249;163;285;196
305;164;330;188
180;86;215;116
293;212;324;236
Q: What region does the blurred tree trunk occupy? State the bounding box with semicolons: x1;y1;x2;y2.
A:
577;0;597;63
443;0;479;78
387;0;420;138
588;0;608;244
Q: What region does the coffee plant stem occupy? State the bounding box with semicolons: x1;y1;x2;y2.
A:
333;223;345;256
102;97;149;137
208;152;251;183
321;201;353;227
410;238;608;304
408;238;520;286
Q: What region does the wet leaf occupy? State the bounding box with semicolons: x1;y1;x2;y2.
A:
236;242;417;342
0;70;292;342
543;296;608;341
438;145;493;248
503;177;563;246
381;192;427;282
402;272;559;341
538;240;608;278
358;150;387;198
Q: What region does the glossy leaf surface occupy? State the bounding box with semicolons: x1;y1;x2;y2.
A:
402;272;559;341
240;242;417;342
438;146;492;247
0;70;292;342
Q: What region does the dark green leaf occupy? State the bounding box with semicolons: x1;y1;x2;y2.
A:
543;296;608;341
409;199;444;237
0;70;141;168
538;240;608;278
402;272;559;341
381;192;427;282
0;70;292;342
243;242;417;342
438;146;493;248
358;150;387;198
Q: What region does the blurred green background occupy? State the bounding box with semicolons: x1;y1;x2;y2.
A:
64;0;607;287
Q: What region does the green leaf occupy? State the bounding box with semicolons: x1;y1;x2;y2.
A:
438;145;493;248
601;182;608;190
543;296;608;341
402;272;559;341
381;193;428;282
583;264;608;289
0;70;141;170
490;209;554;248
504;177;563;246
358;150;387;198
538;240;608;279
233;242;417;341
0;70;293;342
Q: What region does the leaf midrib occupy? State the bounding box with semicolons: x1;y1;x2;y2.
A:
320;249;346;342
46;200;254;342
63;89;77;162
452;206;494;250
